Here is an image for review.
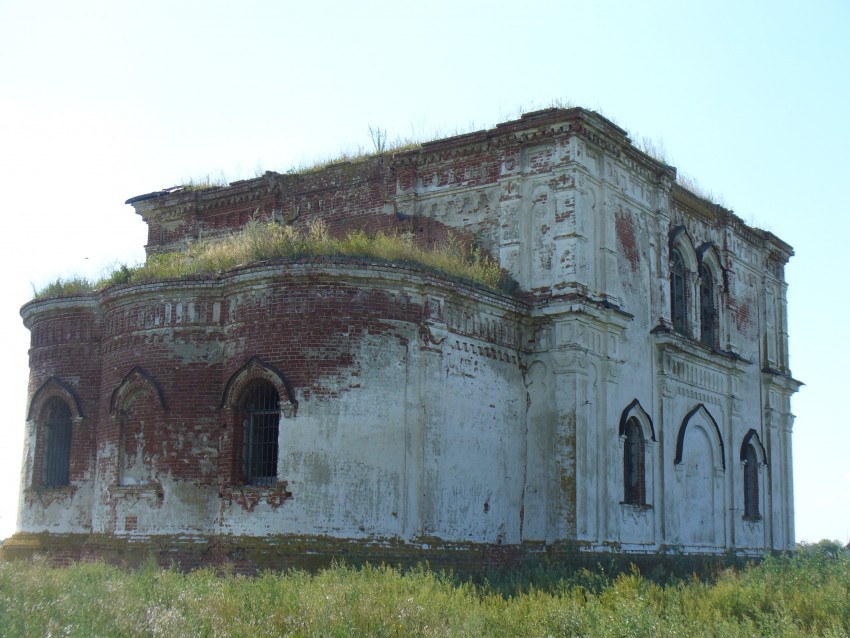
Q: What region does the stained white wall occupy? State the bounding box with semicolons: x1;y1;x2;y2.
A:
18;116;799;553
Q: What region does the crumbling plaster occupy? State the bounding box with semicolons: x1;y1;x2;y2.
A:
15;108;800;562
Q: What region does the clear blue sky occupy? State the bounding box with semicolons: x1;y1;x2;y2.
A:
1;0;847;543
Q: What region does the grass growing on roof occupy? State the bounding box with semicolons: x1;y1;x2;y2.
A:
31;276;98;299
32;220;513;300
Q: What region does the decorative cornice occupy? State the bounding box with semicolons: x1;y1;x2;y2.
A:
654;329;750;375
23;259;528;325
530;294;633;328
761;367;803;393
20;295;98;328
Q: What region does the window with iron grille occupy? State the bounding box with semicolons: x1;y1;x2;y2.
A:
671;249;687;334
700;263;716;347
623;417;646;505
242;381;280;486
43;399;72;487
743;444;760;519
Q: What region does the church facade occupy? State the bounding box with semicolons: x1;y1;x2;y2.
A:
13;108;800;564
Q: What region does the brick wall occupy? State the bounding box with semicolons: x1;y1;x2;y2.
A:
18;107;801;562
20;262;528;542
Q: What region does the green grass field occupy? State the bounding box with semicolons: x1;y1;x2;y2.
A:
0;542;847;637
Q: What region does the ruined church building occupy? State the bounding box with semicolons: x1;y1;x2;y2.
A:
12;108;800;566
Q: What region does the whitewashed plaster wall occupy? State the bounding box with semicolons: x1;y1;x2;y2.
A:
20;117;798;554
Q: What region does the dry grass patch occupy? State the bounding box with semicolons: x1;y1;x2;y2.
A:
33;220;514;300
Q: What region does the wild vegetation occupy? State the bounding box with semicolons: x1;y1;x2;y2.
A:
32;220;511;301
178;105;723;205
0;543;847;637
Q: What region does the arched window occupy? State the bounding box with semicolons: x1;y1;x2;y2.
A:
623;417;646;505
743;443;760;519
700;263;716;347
111;368;167;487
671;249;687;334
43;399;72;487
242;381;280;486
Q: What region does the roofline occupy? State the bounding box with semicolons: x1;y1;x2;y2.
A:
125;108;670;205
121;108;790;260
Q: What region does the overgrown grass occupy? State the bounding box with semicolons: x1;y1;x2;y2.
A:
676;173;730;208
32;220;513;301
177;172;231;191
291;137;423;174
0;546;847;637
31;276;98;299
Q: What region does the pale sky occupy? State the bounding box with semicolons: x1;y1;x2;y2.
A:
0;0;847;544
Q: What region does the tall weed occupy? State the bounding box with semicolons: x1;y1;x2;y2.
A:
1;550;848;637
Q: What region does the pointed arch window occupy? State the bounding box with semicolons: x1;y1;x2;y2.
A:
43;399;72;487
671;249;687;334
700;263;716;347
623;417;646;505
743;443;760;520
242;381;280;486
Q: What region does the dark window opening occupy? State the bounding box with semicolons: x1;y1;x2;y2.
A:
242;381;280;486
623;418;646;505
700;264;716;347
671;249;687;334
744;444;760;519
44;400;72;487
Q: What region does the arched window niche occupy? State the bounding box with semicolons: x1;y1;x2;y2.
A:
623;418;645;505
699;263;716;346
671;249;688;334
697;243;726;349
241;381;280;487
672;404;727;547
619;399;655;508
27;376;84;490
109;367;167;488
42;398;73;487
740;430;767;522
221;357;297;487
668;227;698;337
